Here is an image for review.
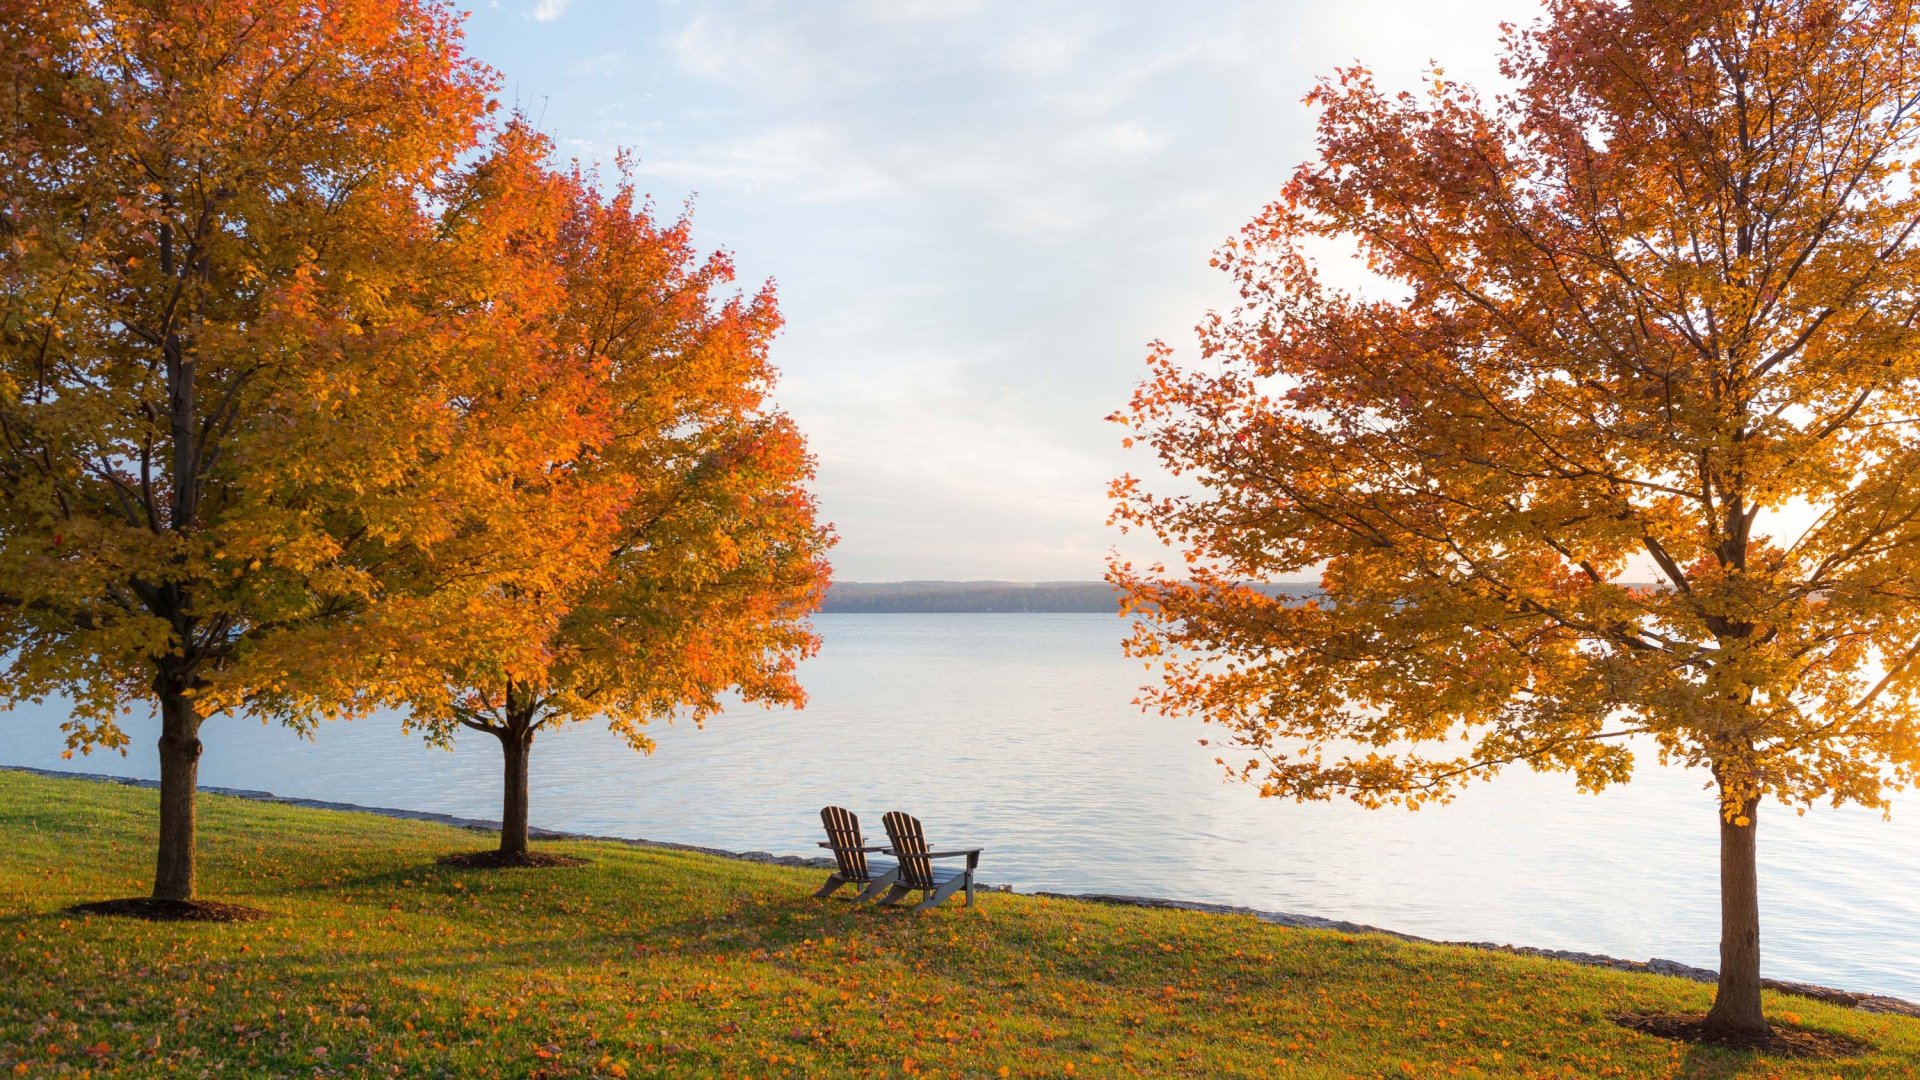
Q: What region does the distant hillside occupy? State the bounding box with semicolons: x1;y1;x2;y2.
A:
820;580;1319;614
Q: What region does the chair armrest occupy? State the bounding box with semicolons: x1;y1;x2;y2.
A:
818;842;890;852
879;848;982;872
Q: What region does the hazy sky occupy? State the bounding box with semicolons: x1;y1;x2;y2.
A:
458;0;1536;581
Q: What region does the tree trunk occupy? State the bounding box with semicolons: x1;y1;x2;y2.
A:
1703;790;1767;1035
152;684;204;901
496;726;534;858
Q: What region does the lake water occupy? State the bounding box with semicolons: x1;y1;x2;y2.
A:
3;613;1917;1000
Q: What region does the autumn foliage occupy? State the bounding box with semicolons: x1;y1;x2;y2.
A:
1113;0;1920;1036
401;128;831;860
0;0;523;902
0;1;827;899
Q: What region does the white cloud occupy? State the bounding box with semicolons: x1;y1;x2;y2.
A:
460;0;1542;577
636;124;899;202
665;11;886;97
569;50;628;79
530;0;570;23
992;26;1090;77
1072;120;1169;157
851;0;986;22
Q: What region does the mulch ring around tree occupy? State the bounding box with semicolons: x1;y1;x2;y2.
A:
436;850;589;869
67;897;268;922
1612;1012;1871;1060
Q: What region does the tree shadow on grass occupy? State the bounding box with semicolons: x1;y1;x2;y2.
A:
1672;1040;1795;1078
166;898;813;1001
436;849;588;869
1603;1014;1874;1077
265;853;590;895
66;897;268;922
18;886;1898;1079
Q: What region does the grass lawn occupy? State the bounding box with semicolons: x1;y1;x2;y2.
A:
1;770;1916;1078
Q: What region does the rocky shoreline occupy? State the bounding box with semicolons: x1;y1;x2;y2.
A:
9;763;1916;1018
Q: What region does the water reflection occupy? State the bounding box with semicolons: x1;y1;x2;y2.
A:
2;613;1915;999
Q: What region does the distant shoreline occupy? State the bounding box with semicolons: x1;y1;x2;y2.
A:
821;580;1317;614
10;762;1916;1018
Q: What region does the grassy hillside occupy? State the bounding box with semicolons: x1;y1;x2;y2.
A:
1;771;1915;1077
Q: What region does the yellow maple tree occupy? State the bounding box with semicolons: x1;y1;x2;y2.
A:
1114;0;1920;1035
0;1;589;905
399;135;832;862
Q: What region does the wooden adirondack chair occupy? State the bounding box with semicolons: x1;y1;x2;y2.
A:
876;811;982;910
814;806;899;900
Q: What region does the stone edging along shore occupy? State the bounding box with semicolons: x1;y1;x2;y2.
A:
8;764;1917;1019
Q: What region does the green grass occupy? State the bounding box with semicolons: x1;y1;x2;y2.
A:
0;771;1916;1078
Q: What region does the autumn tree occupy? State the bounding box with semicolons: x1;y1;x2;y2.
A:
1112;0;1920;1037
405;149;832;865
0;0;557;906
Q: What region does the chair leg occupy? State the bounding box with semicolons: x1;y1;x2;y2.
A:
813;874;849;899
915;877;967;912
876;884;913;907
853;867;899;902
964;875;975;908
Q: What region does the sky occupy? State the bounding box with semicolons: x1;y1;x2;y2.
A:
457;0;1538;582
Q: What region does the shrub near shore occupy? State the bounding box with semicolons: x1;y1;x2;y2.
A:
3;772;1918;1077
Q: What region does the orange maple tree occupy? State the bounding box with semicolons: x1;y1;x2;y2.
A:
0;1;577;905
401;140;832;863
1113;0;1920;1035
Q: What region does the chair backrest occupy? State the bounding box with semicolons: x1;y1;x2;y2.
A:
819;806;870;881
882;811;933;889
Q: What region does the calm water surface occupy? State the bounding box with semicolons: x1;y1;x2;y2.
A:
3;613;1917;999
